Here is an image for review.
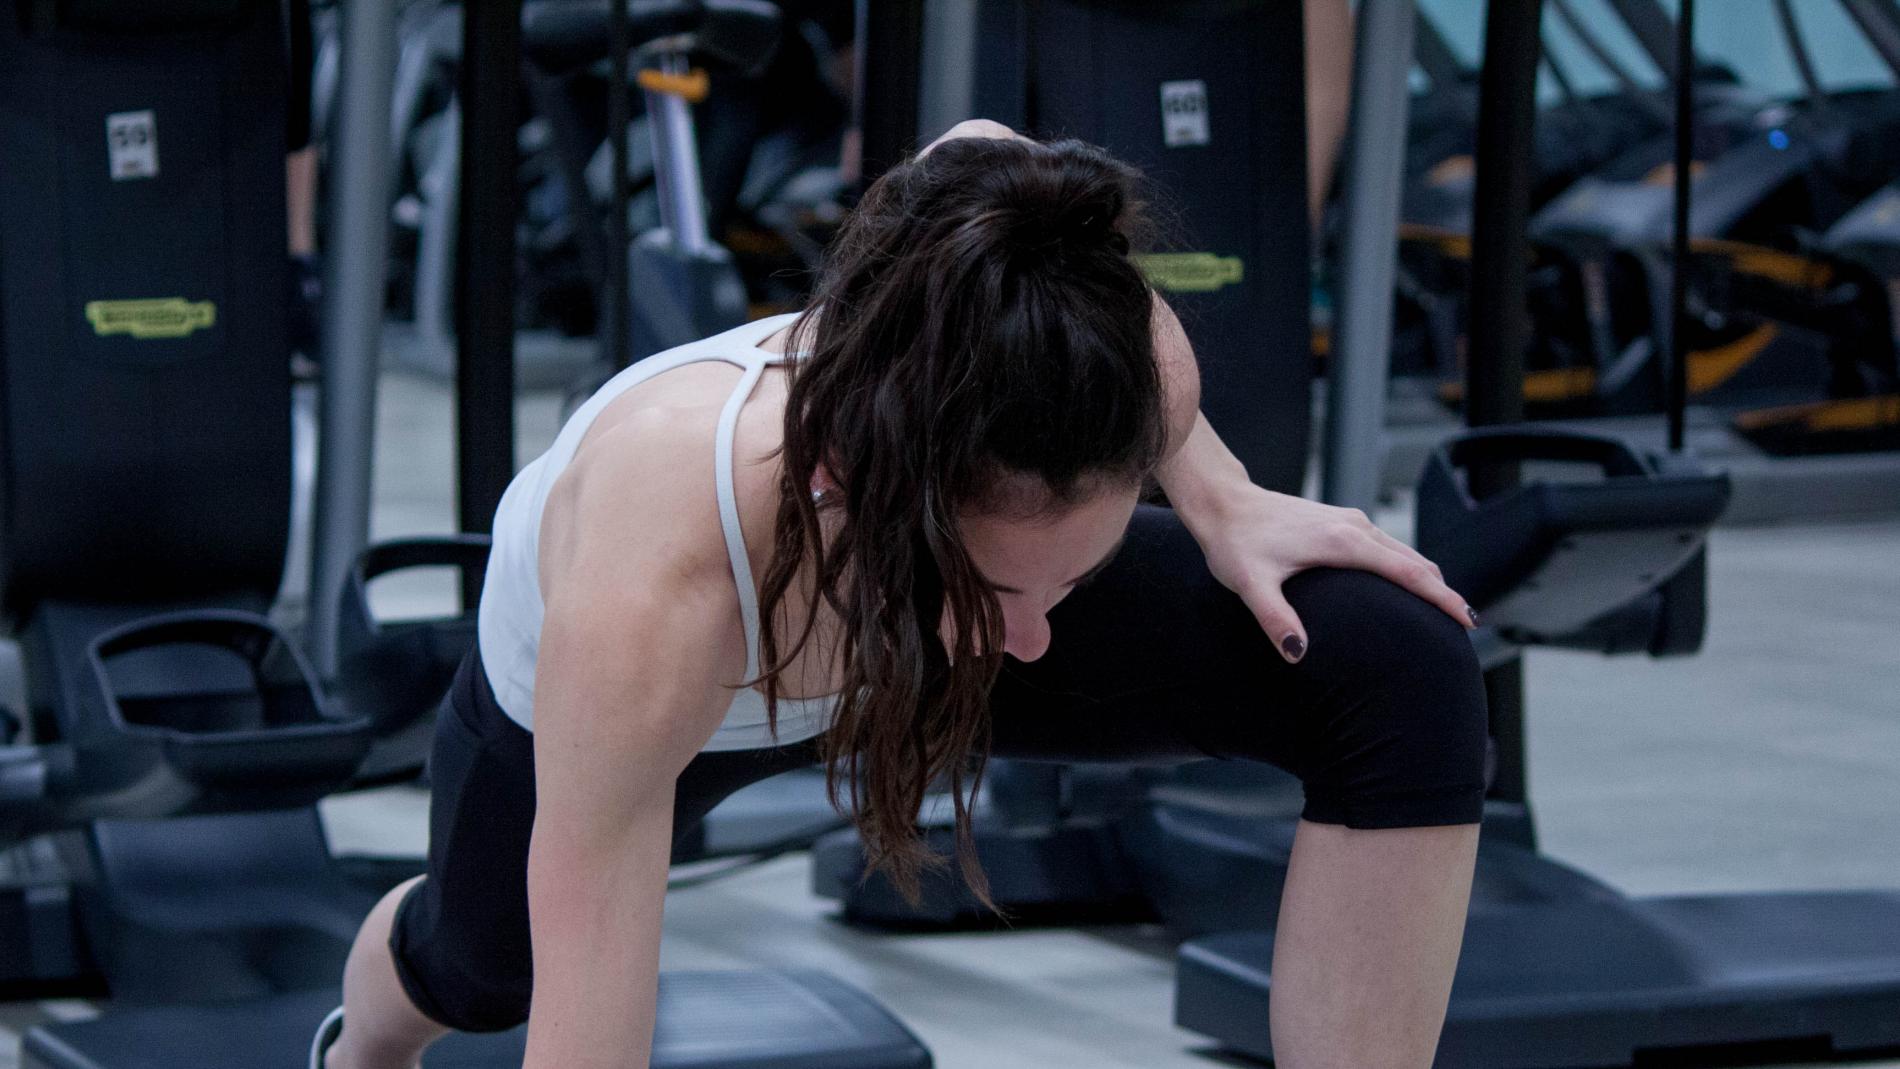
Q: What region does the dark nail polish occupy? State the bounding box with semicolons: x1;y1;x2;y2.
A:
1466;605;1481;628
1281;634;1305;661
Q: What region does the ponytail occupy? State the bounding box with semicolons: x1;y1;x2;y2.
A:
755;135;1168;907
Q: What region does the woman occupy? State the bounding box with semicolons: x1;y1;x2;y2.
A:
316;121;1487;1069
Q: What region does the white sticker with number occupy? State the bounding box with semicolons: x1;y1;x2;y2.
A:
107;110;159;181
1160;80;1210;148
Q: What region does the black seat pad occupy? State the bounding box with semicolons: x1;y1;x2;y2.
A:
521;0;781;76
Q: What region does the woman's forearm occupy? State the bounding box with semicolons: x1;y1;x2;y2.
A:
522;805;675;1069
1156;409;1259;540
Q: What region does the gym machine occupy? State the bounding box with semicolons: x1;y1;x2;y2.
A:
0;2;928;1065
389;0;832;391
1390;0;1683;381
815;0;1726;937
1732;169;1900;454
815;1;1900;1065
814;0;1315;922
1186;4;1900;1065
807;0;1321;928
1519;0;1900;419
523;0;772;403
1723;1;1900;456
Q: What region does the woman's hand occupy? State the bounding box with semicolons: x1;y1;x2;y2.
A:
1152;341;1473;665
919;118;1029;157
1192;482;1479;664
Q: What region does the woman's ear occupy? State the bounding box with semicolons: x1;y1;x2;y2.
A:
812;459;840;499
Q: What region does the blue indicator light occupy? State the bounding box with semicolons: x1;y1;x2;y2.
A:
1768;129;1791;150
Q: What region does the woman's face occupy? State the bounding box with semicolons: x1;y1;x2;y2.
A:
955;484;1140;662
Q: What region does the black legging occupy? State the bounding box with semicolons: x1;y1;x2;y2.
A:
389;505;1488;1033
992;505;1488;829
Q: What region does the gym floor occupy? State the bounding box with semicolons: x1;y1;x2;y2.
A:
3;363;1897;1068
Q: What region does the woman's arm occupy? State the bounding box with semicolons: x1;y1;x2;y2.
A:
1148;298;1478;660
1152;290;1206;470
522;414;749;1069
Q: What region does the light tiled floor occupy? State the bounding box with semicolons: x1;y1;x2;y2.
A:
4;369;1897;1068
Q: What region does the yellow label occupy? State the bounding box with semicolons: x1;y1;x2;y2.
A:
636;67;711;104
85;298;217;340
1135;253;1245;294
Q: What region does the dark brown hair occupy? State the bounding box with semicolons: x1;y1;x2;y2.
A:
755;135;1168;905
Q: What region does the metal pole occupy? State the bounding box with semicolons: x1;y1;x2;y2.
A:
456;0;521;610
1668;0;1694;453
1465;0;1543;448
857;0;926;183
1551;0;1670;122
1543;52;1579;106
1412;11;1468;92
1842;0;1900;80
386;7;435;196
918;0;980;141
1607;0;1679;80
1774;0;1831;116
1321;0;1416;511
309;0;398;679
1551;0;1648;99
606;0;631;368
650;53;713;255
1464;0;1545;816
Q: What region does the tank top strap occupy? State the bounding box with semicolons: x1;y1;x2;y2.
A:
710;311;807;683
714;356;770;683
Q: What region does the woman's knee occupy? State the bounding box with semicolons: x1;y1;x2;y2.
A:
1283;568;1488;829
386;872;533;1033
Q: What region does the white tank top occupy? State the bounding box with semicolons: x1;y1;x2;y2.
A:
476;313;835;751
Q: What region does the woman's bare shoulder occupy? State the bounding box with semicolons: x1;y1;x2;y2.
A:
539;403;734;606
539;366;792;606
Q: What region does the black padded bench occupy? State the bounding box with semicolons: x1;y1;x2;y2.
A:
25;972;932;1069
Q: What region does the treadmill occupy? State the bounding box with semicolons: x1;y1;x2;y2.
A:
1520;0;1900;418
1392;0;1696;381
1726;0;1900;456
1175;4;1900;1065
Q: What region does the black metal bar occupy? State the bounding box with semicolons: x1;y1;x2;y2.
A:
1486;660;1531;821
1668;0;1694;453
856;0;925;185
524;70;611;326
1774;0;1831;113
1465;0;1544;453
607;0;632;369
1552;0;1647;100
456;0;521;606
1841;0;1900;85
1551;0;1671;124
1466;0;1544;814
1543;52;1579;108
1413;9;1470;92
1608;0;1679;79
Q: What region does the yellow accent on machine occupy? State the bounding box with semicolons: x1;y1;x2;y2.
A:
1135;253;1245;294
85;298;217;340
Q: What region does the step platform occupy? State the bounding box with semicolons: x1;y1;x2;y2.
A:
25;970;932;1069
1176;891;1900;1067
